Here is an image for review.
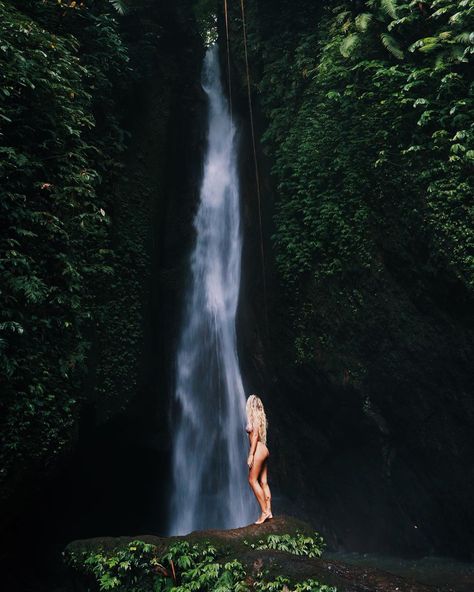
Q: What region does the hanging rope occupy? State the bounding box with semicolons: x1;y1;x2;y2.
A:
238;0;269;333
222;1;269;333
223;0;233;121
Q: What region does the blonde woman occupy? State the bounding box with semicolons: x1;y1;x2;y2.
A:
246;394;273;524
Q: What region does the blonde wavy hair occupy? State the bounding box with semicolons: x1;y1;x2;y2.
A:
246;394;268;446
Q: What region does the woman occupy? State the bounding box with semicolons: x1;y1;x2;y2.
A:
246;394;273;524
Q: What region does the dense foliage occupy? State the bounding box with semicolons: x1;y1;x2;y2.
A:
193;0;218;45
65;533;336;591
228;0;473;376
243;531;325;558
0;0;178;507
0;0;133;494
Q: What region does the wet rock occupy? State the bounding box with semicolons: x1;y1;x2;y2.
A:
65;515;442;592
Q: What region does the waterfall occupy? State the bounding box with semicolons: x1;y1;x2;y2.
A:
167;45;256;535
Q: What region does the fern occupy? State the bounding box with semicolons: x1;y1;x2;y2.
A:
380;32;404;59
355;13;373;32
0;321;25;335
453;32;472;44
109;0;127;15
380;0;398;20
340;33;360;58
418;41;442;53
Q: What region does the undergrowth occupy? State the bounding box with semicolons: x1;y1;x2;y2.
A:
64;531;335;592
243;530;326;558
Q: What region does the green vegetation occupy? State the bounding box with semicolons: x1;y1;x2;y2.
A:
253;575;336;592
243;531;326;558
3;0;473;577
65;533;336;591
193;0;218;45
266;0;473;292
227;0;473;377
66;540;168;591
0;0;172;502
0;0;130;491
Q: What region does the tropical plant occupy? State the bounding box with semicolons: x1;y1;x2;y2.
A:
65;535;337;591
0;0;129;497
225;0;473;381
110;0;128;15
339;0;405;59
243;531;326;558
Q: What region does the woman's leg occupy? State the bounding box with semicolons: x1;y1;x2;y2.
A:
248;446;268;513
259;458;272;514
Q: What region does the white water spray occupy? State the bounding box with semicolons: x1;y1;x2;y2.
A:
167;45;256;535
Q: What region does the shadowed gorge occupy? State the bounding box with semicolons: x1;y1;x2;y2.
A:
225;0;474;560
0;0;473;591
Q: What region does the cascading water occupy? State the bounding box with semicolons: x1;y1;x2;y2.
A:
167;45;256;535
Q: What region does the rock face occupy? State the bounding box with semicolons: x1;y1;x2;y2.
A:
1;3;205;590
222;0;474;560
65;515;453;592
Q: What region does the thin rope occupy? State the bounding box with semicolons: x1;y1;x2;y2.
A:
239;0;269;334
223;0;233;121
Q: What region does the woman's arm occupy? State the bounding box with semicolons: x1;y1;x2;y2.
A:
247;428;258;468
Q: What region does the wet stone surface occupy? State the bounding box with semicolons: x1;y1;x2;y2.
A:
65;515;472;591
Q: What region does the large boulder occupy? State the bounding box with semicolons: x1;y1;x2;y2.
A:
65;515;441;592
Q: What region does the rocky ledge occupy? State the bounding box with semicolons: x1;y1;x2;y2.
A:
64;515;447;592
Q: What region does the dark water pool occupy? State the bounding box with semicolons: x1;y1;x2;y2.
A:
326;551;474;592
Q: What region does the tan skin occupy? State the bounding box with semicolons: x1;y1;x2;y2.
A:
247;422;273;524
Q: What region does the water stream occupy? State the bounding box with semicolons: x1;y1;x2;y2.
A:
167;45;256;535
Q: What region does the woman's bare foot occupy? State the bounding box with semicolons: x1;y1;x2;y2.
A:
254;510;272;525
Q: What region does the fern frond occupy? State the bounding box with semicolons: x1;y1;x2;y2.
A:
450;45;468;62
380;33;404;59
380;0;398;20
340;34;360;58
355;13;373;32
409;37;439;54
334;10;351;25
431;7;450;19
453;32;471;44
109;0;127;15
418;42;442;53
388;16;415;32
449;12;463;25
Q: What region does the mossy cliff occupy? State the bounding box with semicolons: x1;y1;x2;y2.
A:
1;3;473;589
223;0;474;558
0;0;204;576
